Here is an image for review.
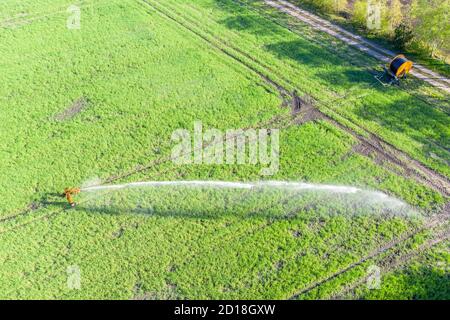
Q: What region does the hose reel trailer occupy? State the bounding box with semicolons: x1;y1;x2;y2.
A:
375;54;413;86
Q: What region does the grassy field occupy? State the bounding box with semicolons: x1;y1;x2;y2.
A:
354;240;450;300
0;0;448;299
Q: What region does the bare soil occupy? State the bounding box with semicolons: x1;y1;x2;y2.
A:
54;97;89;121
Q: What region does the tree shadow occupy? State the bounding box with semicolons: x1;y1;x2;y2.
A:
405;267;450;300
220;14;277;36
211;0;450;168
213;1;382;89
363;266;450;300
264;40;343;68
354;94;450;158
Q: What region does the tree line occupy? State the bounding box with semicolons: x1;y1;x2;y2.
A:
292;0;449;60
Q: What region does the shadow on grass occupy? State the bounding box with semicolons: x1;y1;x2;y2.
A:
72;201;412;222
220;14;275;35
212;0;450;167
39;186;296;220
362;266;450;300
71;198;315;221
354;94;450;159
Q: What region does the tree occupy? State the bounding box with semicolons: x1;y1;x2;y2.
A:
412;0;450;57
355;0;389;32
394;22;414;49
334;0;348;13
389;0;404;31
352;0;368;27
317;0;335;13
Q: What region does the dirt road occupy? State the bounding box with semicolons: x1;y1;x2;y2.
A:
265;0;450;94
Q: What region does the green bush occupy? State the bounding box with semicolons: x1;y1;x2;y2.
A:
394;22;414;49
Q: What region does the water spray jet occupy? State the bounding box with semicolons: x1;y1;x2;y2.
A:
64;180;415;218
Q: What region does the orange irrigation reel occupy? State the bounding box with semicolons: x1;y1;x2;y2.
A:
375;54;413;86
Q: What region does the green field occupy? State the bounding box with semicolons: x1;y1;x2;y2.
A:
0;0;448;299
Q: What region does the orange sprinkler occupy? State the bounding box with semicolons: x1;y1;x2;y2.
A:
64;188;80;207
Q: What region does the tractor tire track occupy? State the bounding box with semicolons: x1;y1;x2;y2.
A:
0;114;296;235
2;0;448;289
288;203;450;299
2;0;446;298
3;0;447;232
225;0;449;118
138;0;294;98
315;110;450;197
142;0;450;197
331;222;450;299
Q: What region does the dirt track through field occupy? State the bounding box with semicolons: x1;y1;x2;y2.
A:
2;0;448;231
309;107;450;197
332;223;450;299
1;0;448;300
265;0;450;94
138;1;450;297
141;0;450;197
289;203;450;299
1;0;442;233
